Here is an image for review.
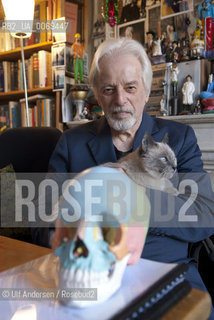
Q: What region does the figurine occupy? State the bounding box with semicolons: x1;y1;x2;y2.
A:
171;62;179;83
171;62;179;96
160;95;167;115
71;33;84;83
124;26;134;39
166;25;177;43
152;38;162;56
171;41;179;62
194;99;202;114
200;73;214;99
182;75;195;113
145;31;155;58
160;31;168;54
194;19;203;40
180;38;191;61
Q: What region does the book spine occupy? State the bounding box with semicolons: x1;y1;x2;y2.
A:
0;61;4;92
33;53;39;88
33;4;41;44
40;1;48;43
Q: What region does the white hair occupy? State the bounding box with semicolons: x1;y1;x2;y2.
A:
89;38;153;94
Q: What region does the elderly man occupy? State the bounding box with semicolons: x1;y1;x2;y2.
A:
32;38;214;318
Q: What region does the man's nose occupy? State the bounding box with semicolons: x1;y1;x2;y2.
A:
115;88;127;105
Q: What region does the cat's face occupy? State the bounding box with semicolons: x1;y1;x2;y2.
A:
139;133;177;179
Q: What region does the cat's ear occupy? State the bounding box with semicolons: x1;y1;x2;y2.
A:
162;133;168;144
141;132;154;152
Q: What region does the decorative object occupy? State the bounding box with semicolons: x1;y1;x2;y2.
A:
70;84;90;120
102;0;123;27
71;33;84;83
54;166;150;307
118;18;145;45
161;0;193;19
2;0;35;127
182;75;195;114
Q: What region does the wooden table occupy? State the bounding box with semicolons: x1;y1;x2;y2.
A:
0;235;51;272
0;236;212;320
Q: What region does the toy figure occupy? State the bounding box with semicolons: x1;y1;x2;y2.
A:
180;38;191;61
125;26;134;39
194;99;202;114
200;73;214;99
198;0;213;20
145;31;155;58
194;19;203;40
171;62;179;98
171;41;179;61
152;38;162;56
171;62;179;83
161;31;168;54
198;0;214;58
160;95;167;115
71;33;84;83
182;75;195;113
167;25;177;43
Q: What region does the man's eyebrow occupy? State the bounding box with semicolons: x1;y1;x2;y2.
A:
125;81;138;86
100;83;115;89
101;81;138;88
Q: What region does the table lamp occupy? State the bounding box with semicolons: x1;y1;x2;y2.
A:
2;0;35;127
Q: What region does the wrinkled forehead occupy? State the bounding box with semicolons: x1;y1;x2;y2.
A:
96;53;143;87
98;52;141;70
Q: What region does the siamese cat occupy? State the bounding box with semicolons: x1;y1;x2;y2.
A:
105;132;178;195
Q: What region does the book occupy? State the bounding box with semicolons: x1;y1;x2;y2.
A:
0;62;4;92
39;0;48;43
33;53;39;88
38;50;47;87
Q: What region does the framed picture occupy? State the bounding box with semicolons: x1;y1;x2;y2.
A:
118;18;145;45
52;43;73;73
52;66;65;91
161;0;193;19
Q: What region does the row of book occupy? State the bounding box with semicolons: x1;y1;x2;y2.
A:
0;1;51;52
0;50;52;92
0;95;56;129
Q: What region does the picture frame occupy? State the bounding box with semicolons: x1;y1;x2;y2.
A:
161;0;193;19
117;18;145;45
52;66;65;91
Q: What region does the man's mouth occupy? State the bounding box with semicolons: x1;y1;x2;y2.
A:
112;111;131;119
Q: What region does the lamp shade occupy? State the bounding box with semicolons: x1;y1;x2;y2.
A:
2;0;35;38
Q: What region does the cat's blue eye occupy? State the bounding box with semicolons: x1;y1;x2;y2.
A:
160;157;167;163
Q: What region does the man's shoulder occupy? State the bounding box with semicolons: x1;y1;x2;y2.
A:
153;115;191;134
63;117;107;138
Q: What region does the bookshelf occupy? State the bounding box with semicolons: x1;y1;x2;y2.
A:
0;0;71;130
0;0;88;130
0;86;54;101
0;41;53;61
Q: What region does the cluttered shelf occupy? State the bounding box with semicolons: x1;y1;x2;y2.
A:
159;113;214;124
0;41;53;61
0;86;54;101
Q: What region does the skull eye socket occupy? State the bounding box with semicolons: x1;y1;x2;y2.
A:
102;227;121;246
73;237;88;258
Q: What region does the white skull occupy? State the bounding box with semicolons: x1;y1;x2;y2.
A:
54;166;149;307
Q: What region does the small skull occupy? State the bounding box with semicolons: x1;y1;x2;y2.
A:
54;166;150;307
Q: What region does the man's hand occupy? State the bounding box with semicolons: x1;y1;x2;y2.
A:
51;219;69;251
126;224;147;265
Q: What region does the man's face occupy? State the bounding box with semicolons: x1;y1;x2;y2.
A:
95;53;149;132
